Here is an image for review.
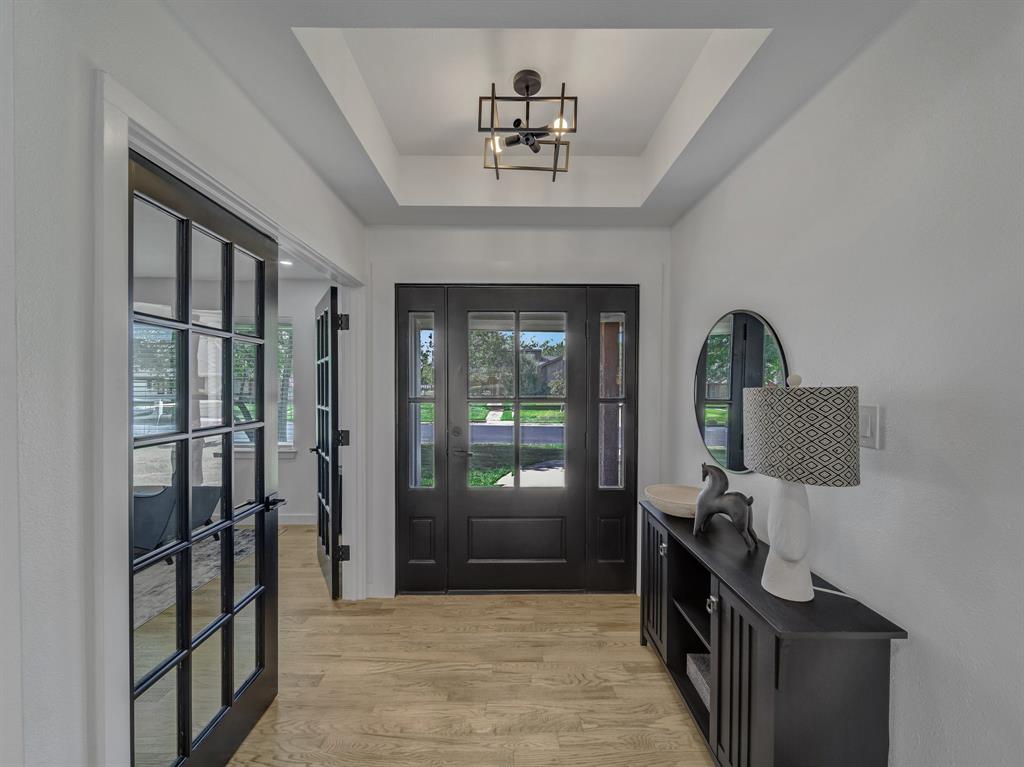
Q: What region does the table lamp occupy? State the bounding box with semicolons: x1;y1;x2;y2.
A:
743;377;860;601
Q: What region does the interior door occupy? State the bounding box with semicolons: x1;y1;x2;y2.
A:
313;286;345;599
447;286;587;590
128;151;279;767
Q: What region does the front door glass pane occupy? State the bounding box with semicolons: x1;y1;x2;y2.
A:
468;401;513;487
133;555;179;683
598;403;624;489
132;197;180;320
133;443;181;556
190;533;223;636
409;403;434;488
410;312;435;397
598;312;625;398
191;228;225;329
232;341;260;424
519;312;566;397
133;668;179;767
192;435;226;533
519;403;566;487
468;312;515;397
191;333;224;429
190;632;224;742
132;323;181;438
233;250;260;336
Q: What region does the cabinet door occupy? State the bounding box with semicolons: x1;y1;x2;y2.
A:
710;580;775;767
641;512;668;659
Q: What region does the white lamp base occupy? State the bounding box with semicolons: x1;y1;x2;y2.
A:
762;479;814;602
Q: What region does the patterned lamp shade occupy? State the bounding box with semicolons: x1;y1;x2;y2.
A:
742;386;860;487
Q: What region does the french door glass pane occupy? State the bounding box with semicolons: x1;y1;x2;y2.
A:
190;631;224;742
702;404;729;466
705;315;733;400
233;249;260;336
410;312;435;397
133;667;179;767
599;312;625;398
133;443;182;556
192;435;226;533
133;554;179;684
519;403;566;488
468;401;513;487
191;333;224;429
409;403;434;488
232;429;259;508
232;341;260;423
233;598;258;694
519;312;566;397
132;323;181;439
132;197;180;320
598;403;624;489
191;533;223;637
468;312;515;397
191;228;225;329
233;516;258;604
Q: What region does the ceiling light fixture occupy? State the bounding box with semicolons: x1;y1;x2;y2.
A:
479;69;577;182
280;259;293;266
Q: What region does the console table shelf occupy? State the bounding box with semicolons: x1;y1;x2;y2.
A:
640;500;906;767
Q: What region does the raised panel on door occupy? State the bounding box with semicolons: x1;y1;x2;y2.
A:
642;513;668;659
710;580;775;767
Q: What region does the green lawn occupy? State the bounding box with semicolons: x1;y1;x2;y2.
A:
416;403;566;425
704;405;728;427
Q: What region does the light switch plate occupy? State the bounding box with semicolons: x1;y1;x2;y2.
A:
859;404;880;449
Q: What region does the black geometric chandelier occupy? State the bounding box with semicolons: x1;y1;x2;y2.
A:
478;69;578;181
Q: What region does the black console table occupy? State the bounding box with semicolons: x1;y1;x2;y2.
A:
640;501;906;767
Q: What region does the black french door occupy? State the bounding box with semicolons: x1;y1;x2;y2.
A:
396;285;638;593
313;286;345;599
128;152;279;767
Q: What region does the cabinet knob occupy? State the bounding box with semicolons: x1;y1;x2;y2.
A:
706;595;719;614
658;541;667;557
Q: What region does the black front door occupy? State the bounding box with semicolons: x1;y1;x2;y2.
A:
396;284;639;593
447;286;587;590
313;286;344;599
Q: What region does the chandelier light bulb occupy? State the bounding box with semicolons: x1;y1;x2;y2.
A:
490;136;504;154
551;116;569;134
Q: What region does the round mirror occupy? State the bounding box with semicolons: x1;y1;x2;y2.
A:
694;311;787;473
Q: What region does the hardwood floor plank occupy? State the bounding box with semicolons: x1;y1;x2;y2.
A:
229;526;711;766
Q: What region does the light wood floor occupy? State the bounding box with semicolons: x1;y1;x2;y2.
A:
230;526;712;766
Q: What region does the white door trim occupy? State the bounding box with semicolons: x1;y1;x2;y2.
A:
93;70;368;765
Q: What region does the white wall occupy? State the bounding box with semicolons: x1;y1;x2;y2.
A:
0;0;24;763
665;3;1024;766
364;227;670;596
12;1;364;763
275;278;330;525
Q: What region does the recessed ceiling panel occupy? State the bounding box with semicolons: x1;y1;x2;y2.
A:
340;28;713;157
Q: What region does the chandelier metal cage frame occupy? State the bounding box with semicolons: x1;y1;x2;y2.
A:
478;69;578;181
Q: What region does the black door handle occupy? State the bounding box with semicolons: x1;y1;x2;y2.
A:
308;446;318;454
267;497;287;508
452;448;475;456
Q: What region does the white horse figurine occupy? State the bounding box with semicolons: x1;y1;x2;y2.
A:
694;463;758;553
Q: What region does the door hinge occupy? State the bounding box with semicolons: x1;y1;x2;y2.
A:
336;429;350;446
338;545;351;562
335;313;350;331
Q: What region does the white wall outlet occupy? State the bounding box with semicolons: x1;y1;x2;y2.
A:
859;404;880;449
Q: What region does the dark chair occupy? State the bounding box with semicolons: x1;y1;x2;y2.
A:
132;485;178;557
191;485;224;537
